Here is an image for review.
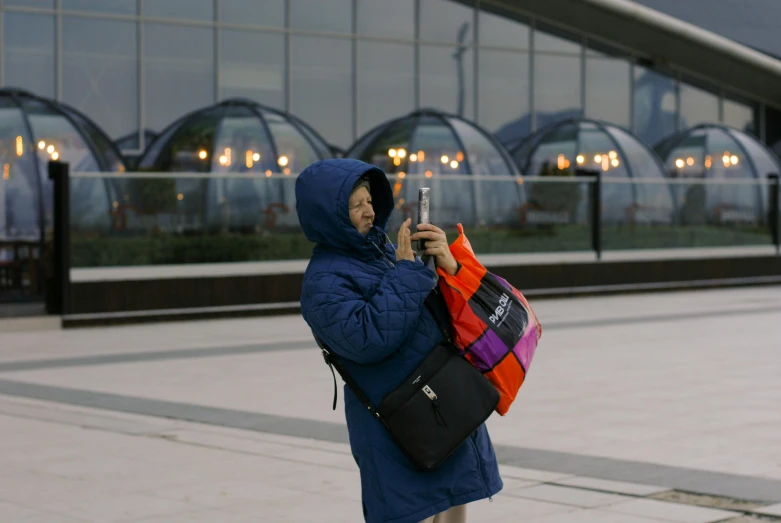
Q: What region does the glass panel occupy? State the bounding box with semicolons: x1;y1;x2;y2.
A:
729;128;780;214
723;98;755;135
63;108;125;172
22;99;113;233
263;110;320;173
62;17;138;140
524;123;578;176
70;173;306;267
679;82;719;129
152;109;222;172
5;0;54;7
207;107;282;230
633;66;677;147
447;118;511;175
290;36;353;148
292;117;331;159
357;41;415;136
478;8;528;49
602;178;770;249
3;13;56;98
535;27;580;53
478;49;529;137
534;30;581;129
357;0;415;40
219;0;284;26
136;117;189;170
0;104;41;239
62;0;137;14
350;119;416;172
143;23;215;133
419;45;474;119
219;29;285;109
585;51;630;127
605;125;675;225
290;0;353;33
142;0;213;20
420;0;474;44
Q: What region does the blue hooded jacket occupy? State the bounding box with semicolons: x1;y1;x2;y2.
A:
297;159;502;523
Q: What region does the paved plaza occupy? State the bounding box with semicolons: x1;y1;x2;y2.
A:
1;286;781;522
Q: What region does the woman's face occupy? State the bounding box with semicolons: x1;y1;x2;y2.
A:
349;186;375;235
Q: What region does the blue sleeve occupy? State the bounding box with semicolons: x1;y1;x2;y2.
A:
302;260;437;365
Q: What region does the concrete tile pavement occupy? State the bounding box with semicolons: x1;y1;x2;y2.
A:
2;286;781;521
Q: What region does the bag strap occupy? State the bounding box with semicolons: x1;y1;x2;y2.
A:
315;288;454;414
315;334;385;423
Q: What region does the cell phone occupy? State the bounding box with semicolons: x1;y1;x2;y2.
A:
417;187;430;253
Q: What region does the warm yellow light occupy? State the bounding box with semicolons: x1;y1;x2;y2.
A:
456;151;464;162
608;151;617;160
722;154;731;166
417;151;425;161
557;154;566;170
246;150;254;168
440;155;449;164
16;136;23;156
177;193;184;201
516;177;524;185
51;152;59;161
409;153;418;162
3;164;10;180
450;160;458;169
611;159;619;167
594;155;602;163
38;141;45;150
686;157;694;166
252;153;260;162
265;170;273;177
278;155;289;167
393;157;401;166
730;155;739;165
388;148;397;158
675;158;685;169
576;155;584;165
425;170;433;178
198;150;207;160
284;168;291;175
219;156;228;166
398;171;406;179
112;201;118;209
397;148;406;159
705;156;712;168
602;156;609;171
46;145;55;154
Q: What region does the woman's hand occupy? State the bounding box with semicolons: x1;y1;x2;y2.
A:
411;224;458;276
396;218;415;262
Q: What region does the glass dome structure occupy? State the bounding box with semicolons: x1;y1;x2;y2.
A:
134;99;332;231
654;124;780;225
511;118;675;225
0;88;125;241
130;98;332;229
346;109;521;228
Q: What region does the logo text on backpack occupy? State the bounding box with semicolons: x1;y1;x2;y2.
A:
488;293;511;326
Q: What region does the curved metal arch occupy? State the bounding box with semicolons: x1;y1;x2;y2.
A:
5;90;47;245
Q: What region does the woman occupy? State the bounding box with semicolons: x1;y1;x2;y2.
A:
296;158;502;523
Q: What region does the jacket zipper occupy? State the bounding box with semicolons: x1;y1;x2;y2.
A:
469;434;492;501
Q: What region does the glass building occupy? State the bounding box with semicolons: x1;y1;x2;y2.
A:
654;124;781;225
346;108;520;227
0;88;125;240
0;0;770;158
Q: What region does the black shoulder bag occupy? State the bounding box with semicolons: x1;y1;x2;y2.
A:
316;290;499;471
